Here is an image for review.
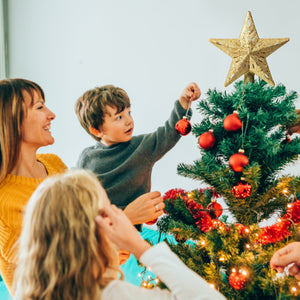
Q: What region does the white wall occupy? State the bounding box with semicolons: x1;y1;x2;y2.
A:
6;0;300;195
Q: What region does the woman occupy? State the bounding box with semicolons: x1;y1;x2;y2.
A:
14;169;226;300
0;78;68;294
0;78;165;295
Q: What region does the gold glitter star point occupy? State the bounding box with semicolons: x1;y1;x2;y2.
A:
210;11;289;87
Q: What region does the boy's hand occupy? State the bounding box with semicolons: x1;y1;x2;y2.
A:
179;82;201;109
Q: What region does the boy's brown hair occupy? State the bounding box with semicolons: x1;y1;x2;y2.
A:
75;85;131;142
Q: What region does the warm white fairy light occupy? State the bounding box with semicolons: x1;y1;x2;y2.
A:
241;270;248;276
245;244;251;249
291;286;297;293
219;256;225;262
231;268;236;273
209;283;215;289
282;189;288;194
155;278;160;284
287;203;292;208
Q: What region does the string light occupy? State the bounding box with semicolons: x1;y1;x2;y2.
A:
245;244;250;249
209;283;215;289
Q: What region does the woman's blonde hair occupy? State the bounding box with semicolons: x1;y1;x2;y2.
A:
14;169;119;300
0;78;45;183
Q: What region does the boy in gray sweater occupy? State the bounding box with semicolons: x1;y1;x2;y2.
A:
75;82;200;229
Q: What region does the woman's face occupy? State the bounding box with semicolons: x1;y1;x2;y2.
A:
21;90;56;150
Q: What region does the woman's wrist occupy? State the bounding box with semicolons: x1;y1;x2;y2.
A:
131;240;151;260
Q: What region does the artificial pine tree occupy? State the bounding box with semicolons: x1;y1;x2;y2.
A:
156;11;300;300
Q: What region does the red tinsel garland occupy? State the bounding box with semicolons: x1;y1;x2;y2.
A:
163;189;300;245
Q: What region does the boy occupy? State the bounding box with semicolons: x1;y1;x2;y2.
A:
75;82;200;228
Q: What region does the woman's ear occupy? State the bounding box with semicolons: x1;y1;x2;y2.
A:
89;126;103;138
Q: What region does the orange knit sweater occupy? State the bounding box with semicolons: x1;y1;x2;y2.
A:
0;153;67;294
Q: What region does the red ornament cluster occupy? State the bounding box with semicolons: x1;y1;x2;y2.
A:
229;269;248;290
176;117;192;136
232;182;252;198
163;190;300;247
163;188;223;233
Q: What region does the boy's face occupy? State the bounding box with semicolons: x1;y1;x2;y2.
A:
98;105;134;146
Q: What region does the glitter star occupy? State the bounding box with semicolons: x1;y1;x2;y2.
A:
209;11;289;87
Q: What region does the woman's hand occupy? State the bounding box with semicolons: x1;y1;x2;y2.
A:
123;191;165;225
95;205;151;259
270;242;300;280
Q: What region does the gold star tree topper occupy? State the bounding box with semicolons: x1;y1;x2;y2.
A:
210;11;289;87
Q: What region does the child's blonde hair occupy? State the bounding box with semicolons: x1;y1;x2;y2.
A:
14;170;120;300
75;85;130;141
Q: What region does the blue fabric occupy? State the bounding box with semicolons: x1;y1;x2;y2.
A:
120;226;172;286
0;281;12;300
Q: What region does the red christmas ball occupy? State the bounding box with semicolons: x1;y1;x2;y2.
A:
232;182;252;198
207;201;223;219
224;111;242;131
229;270;248;290
145;218;158;225
176;117;192;136
229;150;249;172
198;130;216;149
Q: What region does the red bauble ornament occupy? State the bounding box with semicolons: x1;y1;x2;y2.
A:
207;200;223;219
198;130;216;149
224;111;242;131
291;200;300;224
229;149;249;172
232;182;252;198
145;218;158;225
176;117;192;136
229;269;248;290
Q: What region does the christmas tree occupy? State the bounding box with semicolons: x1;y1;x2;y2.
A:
156;11;300;299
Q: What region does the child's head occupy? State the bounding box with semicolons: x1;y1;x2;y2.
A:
75;85;131;142
14;170;119;300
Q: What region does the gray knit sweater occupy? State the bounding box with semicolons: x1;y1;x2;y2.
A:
77;100;191;211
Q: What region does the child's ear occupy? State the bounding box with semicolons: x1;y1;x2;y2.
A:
89;126;103;138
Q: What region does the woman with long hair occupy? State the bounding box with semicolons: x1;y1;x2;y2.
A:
0;78;68;294
14;169;226;300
